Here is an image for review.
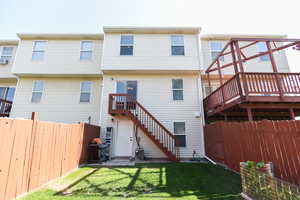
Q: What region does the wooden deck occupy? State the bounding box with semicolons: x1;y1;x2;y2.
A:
204;72;300;121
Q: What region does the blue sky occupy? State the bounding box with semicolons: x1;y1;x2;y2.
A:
1;0;299;71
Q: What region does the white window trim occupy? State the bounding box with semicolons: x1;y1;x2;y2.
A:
209;41;225;62
120;34;134;56
31;41;47;62
170;35;185;56
79;81;92;103
0;46;14;63
172;120;187;148
31;80;44;103
80;41;94;61
172;78;184;101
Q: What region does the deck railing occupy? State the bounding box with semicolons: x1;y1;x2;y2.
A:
203;72;300;114
0;99;12;117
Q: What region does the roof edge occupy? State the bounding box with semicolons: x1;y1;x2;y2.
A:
201;34;287;40
103;26;201;34
17;33;104;40
0;40;19;45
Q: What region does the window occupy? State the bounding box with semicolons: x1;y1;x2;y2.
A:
80;81;92;103
257;42;270;61
116;80;137;100
120;35;133;55
171;35;184;55
210;42;224;61
172;79;183;100
1;47;14;63
32;41;46;61
31;81;44;103
173;121;186;147
80;41;93;60
0;87;15;101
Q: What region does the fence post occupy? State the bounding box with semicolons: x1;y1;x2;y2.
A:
26;112;38;191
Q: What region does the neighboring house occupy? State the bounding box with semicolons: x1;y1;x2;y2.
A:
200;34;290;97
10;34;103;124
0;26;294;161
0;40;18;117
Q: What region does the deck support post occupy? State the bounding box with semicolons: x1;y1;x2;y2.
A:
289;108;295;120
217;59;225;105
247;107;253;121
266;41;284;100
224;113;228;121
207;72;212;94
234;41;249;100
230;42;243;98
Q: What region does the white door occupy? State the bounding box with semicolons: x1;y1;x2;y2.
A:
114;120;133;157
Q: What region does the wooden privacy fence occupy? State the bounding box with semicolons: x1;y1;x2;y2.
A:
0;117;100;200
204;120;300;186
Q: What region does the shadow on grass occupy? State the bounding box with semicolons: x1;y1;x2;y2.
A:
55;163;242;200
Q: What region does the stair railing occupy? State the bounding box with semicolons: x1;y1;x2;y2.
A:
109;93;180;161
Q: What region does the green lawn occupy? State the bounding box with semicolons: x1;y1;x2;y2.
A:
21;163;242;200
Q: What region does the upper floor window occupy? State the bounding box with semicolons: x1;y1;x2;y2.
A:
171;35;185;56
257;42;270;61
172;79;183;100
31;80;44;103
32;41;46;61
120;35;133;55
80;81;92;103
1;47;14;63
80;41;93;60
210;42;224;61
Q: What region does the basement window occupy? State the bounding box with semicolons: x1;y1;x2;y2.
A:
31;81;44;103
80;81;92;103
173;121;186;147
120;35;134;55
171;35;185;56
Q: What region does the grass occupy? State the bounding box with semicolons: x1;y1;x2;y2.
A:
21;163;242;200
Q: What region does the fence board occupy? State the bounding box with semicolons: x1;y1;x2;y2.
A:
0;118;100;200
204;120;300;186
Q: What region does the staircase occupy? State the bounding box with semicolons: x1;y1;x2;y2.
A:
108;94;180;161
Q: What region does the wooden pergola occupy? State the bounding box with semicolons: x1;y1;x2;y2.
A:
204;38;300;122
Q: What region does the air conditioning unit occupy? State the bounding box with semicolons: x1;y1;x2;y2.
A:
0;58;8;65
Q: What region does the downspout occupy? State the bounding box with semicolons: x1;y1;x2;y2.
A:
196;33;216;165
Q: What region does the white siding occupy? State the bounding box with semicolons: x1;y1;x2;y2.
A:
10;77;102;125
0;45;18;78
201;40;290;74
12;40;103;76
102;34;201;70
100;74;204;159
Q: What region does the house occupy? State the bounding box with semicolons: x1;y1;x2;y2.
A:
100;27;203;160
0;40;18;117
10;34;103;124
1;26;298;161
